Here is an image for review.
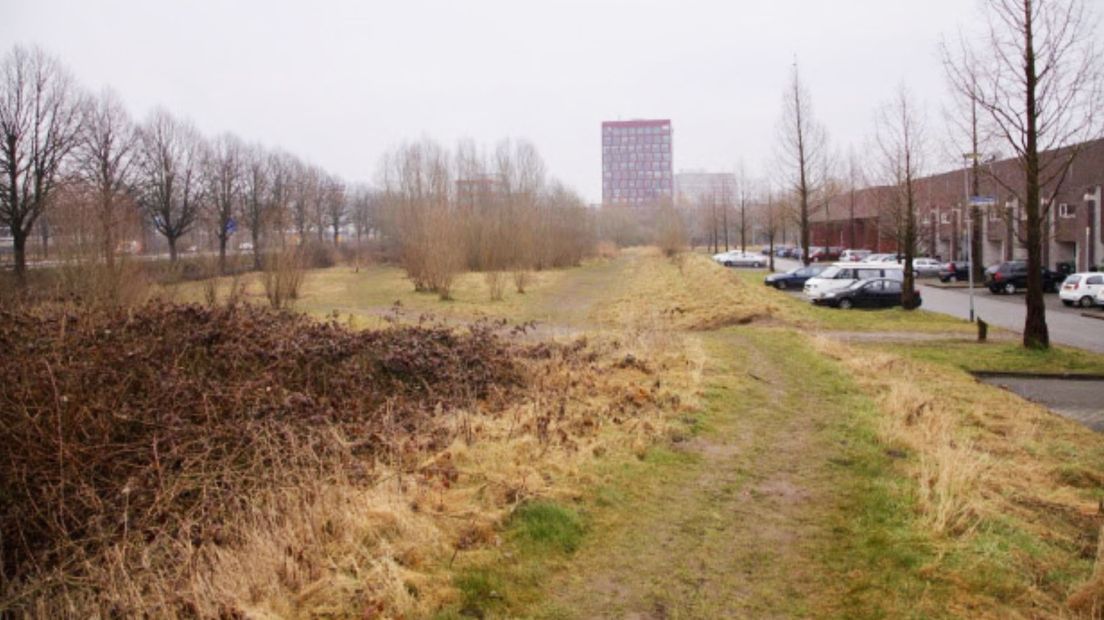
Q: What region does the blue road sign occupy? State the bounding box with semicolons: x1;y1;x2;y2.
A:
969;195;997;207
225;217;237;235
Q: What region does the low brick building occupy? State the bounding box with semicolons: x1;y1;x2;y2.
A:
809;138;1104;271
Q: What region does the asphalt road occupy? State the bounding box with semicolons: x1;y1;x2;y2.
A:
916;285;1104;353
767;256;1104;353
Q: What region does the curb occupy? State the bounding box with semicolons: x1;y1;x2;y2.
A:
970;370;1104;381
1081;312;1104;321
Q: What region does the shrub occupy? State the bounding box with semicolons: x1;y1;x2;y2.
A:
261;247;307;309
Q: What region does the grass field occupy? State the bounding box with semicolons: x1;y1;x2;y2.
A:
156;248;1104;618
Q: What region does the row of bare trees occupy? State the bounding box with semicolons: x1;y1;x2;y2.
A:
0;45;376;282
377;138;594;299
765;0;1101;347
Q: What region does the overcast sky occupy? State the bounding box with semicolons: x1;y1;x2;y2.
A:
3;0;998;202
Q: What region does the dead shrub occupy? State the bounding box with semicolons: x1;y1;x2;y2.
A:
262;246;307;309
484;271;505;301
513;269;532;294
595;240;619;259
0;302;528;616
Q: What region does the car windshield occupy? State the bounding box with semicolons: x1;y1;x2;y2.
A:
818;266;840;279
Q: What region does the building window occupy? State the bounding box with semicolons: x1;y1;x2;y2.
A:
940;212;951;224
988;209;1001;221
1059;203;1075;218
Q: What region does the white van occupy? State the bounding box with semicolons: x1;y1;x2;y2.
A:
803;262;905;300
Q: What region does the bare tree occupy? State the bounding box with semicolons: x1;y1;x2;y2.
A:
76;88;137;269
241;143;269;269
134;109;205;262
203;133;243;273
325;176;347;245
735;163;751;253
844;146;866;250
0;46;83;281
876;86;927;310
763;187;779;272
266;151;293;250
777;62;826;265
946;0;1103;348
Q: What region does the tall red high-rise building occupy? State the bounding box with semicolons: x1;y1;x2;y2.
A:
601;119;673;207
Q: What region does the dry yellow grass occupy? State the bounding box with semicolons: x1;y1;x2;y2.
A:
592;248;794;331
213;331;698;617
814;335;1104;612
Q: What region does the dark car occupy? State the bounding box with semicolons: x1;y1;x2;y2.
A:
809;246;842;262
984;261;1063;294
813;278;921;309
764;264;828;290
938;261;971;283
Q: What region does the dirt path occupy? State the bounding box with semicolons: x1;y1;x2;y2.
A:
522;253;632;327
530;329;849;618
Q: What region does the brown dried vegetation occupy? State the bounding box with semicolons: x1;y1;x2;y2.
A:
0;301;679;617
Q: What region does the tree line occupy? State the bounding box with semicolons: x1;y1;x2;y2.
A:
0;45;373;282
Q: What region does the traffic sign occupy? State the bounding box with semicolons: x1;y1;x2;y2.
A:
969;195;997;207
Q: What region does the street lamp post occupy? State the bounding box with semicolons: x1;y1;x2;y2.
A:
963;153;978;322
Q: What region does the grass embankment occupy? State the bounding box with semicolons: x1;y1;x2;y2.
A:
593;248;796;330
438;327;959;618
448;253;1104;618
816;335;1104;616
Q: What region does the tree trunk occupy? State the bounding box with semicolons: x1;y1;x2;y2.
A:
168;236;179;263
218;233;228;275
1021;0;1048;349
12;230;27;283
252;228;262;271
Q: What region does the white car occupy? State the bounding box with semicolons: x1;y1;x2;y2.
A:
712;250;766;268
803;262;905;300
912;258;943;277
1060;272;1104;307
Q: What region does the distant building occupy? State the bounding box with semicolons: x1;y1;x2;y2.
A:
601;119;673;207
808;137;1104;271
674;170;736;207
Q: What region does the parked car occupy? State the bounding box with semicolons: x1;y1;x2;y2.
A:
712;250;767;268
984;261;1063;294
809;247;842;262
239;241;254;252
938;261;971;283
912;257;943;278
803;262;905;300
764;264;828;290
1059;272;1104;307
1097;284;1104;307
840;249;872;262
812;278;921;309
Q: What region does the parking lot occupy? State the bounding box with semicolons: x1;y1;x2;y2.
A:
768;256;1104;353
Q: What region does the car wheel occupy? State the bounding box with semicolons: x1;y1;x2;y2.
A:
775;281;787;290
1080;296;1095;308
837;298;853;310
1003;282;1017;295
939;277;950;283
724;261;733;267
